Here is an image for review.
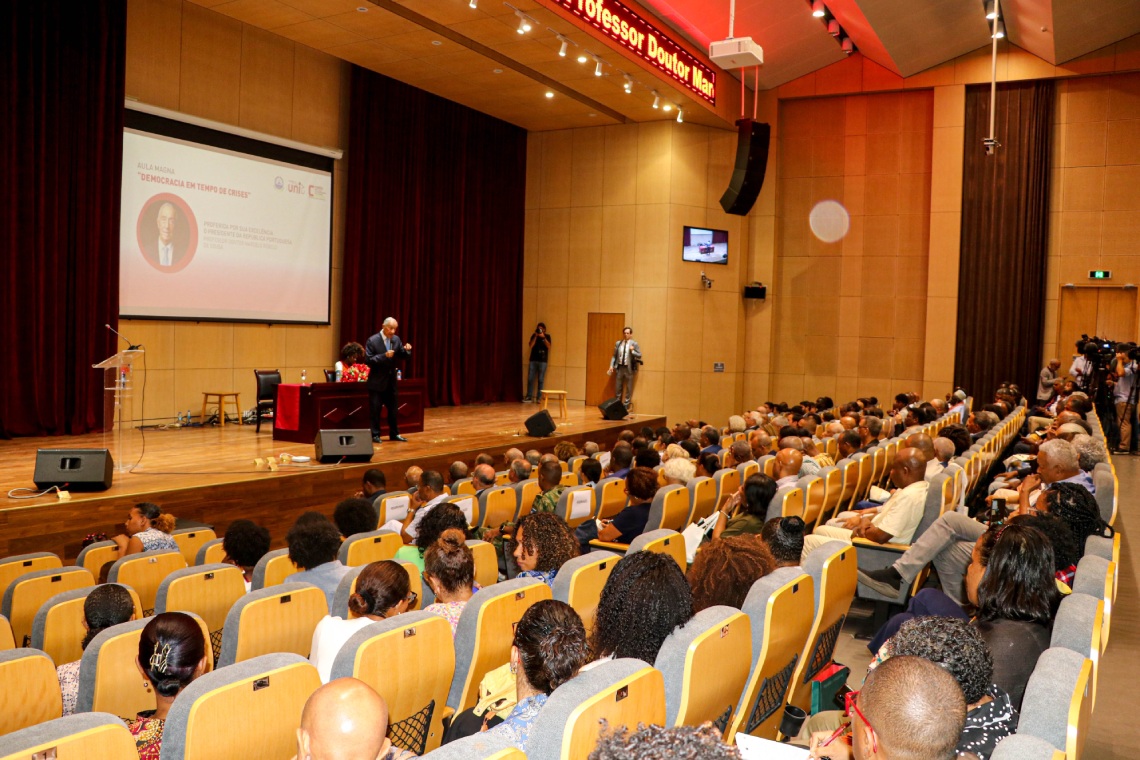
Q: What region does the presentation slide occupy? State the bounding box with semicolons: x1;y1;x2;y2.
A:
120;128;332;323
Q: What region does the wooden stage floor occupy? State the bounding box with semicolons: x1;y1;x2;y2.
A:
0;401;664;562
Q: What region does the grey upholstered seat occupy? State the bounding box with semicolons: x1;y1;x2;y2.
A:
216;581;326;667
1016;647;1090;754
990;733;1065;759
0;711;136;757
193;538;225;566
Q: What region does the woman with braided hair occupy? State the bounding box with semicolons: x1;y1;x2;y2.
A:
58;584;135;715
686;536;775;612
131;612;208;758
308;560;414;682
1039;481;1114;550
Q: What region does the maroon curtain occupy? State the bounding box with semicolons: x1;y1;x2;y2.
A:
0;2;125;437
955;81;1054;399
341;67;526;406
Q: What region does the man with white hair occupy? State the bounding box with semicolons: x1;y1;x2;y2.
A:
932;436;955;465
727;414;746;433
365;317;412;443
1072;434;1108;472
823;420;844;437
662;457;696;485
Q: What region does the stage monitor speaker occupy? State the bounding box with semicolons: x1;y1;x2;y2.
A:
598;397;628;421
719;119;771;216
314;429;374;463
524;410;557;437
34;449;113;492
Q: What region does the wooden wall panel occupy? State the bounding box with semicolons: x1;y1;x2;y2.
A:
125;0;183;108
292;44;348;147
239;25;295;135
178;2;243;123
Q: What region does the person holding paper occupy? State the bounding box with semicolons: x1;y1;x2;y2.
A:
365;317;412;443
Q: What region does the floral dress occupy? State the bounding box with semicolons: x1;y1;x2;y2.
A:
424;600;468;634
485;694;548;752
128;711;165;759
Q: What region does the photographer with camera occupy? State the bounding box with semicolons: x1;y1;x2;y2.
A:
523;322;551;403
1114;344;1139;454
1069;339;1096;390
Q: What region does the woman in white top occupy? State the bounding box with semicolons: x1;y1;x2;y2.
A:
308;560;415;683
111;502;178;558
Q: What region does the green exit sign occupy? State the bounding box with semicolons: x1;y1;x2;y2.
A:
1090;270;1112;279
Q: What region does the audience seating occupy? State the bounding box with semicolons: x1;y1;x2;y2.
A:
1050;593;1103;710
510;479;541;521
0;614;14;650
559;470;578;487
786;542;856;714
217;582;326;667
990;734;1066;760
446;577;551;714
728;569;815;743
814;466;844;528
338;530;401;567
553;484;596;529
685;476;717;524
171;527;217;567
712;468;740;512
76;542;118;579
249;548;299;590
107;550;187;615
797;475;824;527
625;529;686;569
527;658;666;760
466;540;498;589
477;486;517;531
252;369;281;433
376;491;412;527
765;485;803;522
588;485;688;553
329;611;455;754
0;553;62;601
1083;533;1120;566
654;605;751;734
398;560;429;609
331;566;365;618
451;478;476;497
494;470;510;486
194;538;226;566
0;648;61;735
551;551;618;635
448;494;479;527
1017;647;1093;760
737;460;759;481
833;458;860;515
76;613;212;719
420;731;518;758
593;476;627;521
0;712;138;760
1072;555;1116;650
1090;464;1115;526
568;455;587;474
30;584;142;666
161;653;320;760
756;455;774;478
2;566;94;647
155;564;246;662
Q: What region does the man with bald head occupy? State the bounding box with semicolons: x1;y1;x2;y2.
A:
779;436;820;477
294;678;414;760
904;432;942;480
803;447;929;556
749;429;772;459
839;415;858;431
472;463;496;494
773;448;803;489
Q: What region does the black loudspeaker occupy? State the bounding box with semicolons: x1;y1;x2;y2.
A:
34;449;113;492
598;397;628;421
524;410;557;437
314;429;374;463
743;284;767;300
719;119;771;216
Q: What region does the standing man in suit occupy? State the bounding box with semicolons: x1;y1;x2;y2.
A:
365;318;412;443
607;326;641;408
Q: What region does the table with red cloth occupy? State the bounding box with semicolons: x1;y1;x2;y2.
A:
272;380;427;443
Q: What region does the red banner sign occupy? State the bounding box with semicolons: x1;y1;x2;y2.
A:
555;0;716;104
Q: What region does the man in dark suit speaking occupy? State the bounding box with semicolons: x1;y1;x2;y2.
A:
365;317;412;443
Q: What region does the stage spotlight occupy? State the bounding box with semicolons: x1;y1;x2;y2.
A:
623;75;633;93
812;0;826;18
841;35;855;54
984;0;997;20
515;11;531;33
676;108;684;123
828;19;840;36
558;37;568;57
992;18;1005;38
469;0;477;8
594;59;603;77
652;92;660;109
545;91;554;99
577;52;589;63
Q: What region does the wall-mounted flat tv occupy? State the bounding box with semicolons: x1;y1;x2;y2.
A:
682;225;728;265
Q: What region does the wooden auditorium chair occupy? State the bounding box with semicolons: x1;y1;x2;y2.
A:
712;468;740;512
526;658;666;760
30;584;141;666
447;494;479;528
990;735;1065;760
685;476;717;524
2;566;94;647
329;611;454;755
1049;593;1103;710
551;551;618;635
476;485;516;534
160;653;320;760
76;541;118;578
0;712;138;760
727;569;815;743
553;484;596;529
797;474;825;528
376;491;412;528
736;459;759;481
253;369;281;433
0;552;62;601
765;485;804;521
420;732;520;758
654;605;752;736
625;529;686;569
249;548;299;590
338;529;402;567
446;577;551;715
216;582;326;667
1016;648;1094;760
154;563;247;663
786;542;856;715
756;455;775;478
171;527;217;567
592;476;627;521
107;550;187;615
0;614;14;650
1073;554;1117;649
466;540;498;589
510;479;540;521
451;477;476;497
332;564;426;619
0;648;62;735
75;613;212;720
194;538;225;566
589;485;689;554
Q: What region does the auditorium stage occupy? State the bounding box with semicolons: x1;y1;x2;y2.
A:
0;402;664;563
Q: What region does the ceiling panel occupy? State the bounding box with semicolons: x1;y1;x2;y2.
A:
853;0;990;77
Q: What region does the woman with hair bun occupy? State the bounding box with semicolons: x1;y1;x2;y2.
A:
760;515;806;569
483;600;589;752
131;612;208;758
58;584;135;715
422;528;477;634
308;560;414;682
112;502;178;558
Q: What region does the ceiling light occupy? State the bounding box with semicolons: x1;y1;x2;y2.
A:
594;59;603;77
492;68;503;73
558;38;568;57
662;103;673;112
676;108;684;123
652;92;660;109
515;10;531;33
545;91;554;99
828;19;841;36
812;0;826;18
623;75;633;93
469;0;477;7
356;5;368;11
577;52;589;63
841;35;855;54
431;40;442;46
984;0;998;20
992;18;1005;38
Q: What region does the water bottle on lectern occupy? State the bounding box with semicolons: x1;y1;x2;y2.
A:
301;369;307;383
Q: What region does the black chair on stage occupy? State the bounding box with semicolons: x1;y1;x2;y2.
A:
253;370;281;433
323;369;336;382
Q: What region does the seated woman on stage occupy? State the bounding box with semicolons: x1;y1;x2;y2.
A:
335;341;369;382
509;512;578;586
394;503;470;573
288;512;350;610
422;528;476;634
58;584;135;715
112;501;178;558
686;535;775;612
308;560;414;682
131;612;208;759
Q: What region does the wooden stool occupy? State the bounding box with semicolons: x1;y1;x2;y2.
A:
202;392;242;426
540;390;568;419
